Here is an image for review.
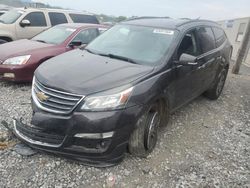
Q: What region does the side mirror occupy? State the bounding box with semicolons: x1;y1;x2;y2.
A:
69;40;82;48
176;53;198;66
20;19;31;27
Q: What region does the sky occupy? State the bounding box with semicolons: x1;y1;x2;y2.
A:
34;0;250;21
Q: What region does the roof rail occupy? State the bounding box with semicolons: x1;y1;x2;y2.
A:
176;19;219;27
125;16;170;21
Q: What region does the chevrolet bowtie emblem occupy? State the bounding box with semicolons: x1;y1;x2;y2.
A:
36;92;49;102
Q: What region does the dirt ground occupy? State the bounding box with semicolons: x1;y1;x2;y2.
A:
0;72;249;188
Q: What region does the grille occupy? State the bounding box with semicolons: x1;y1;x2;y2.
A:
32;78;84;114
15;121;65;146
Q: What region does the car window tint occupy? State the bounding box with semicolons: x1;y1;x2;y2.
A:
197;27;216;53
49;12;68;26
69;14;99;24
213;27;226;47
177;30;200;58
23;12;47;27
72;28;99;44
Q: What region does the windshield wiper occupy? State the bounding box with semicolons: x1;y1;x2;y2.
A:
85;49;138;64
34;40;47;43
85;48;96;54
99;53;138;64
108;54;138;64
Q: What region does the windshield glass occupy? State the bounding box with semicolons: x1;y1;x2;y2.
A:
32;26;76;45
86;24;176;65
0;10;23;24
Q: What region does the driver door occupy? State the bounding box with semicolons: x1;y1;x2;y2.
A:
67;28;100;50
16;12;49;39
171;28;201;109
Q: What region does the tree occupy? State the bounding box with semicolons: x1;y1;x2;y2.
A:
232;19;250;74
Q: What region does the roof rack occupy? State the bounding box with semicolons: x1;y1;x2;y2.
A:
21;7;93;15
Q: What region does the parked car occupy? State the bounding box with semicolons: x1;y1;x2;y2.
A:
14;17;232;167
0;23;108;82
0;7;99;44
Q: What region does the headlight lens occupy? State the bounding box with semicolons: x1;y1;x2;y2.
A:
81;87;134;111
3;55;31;65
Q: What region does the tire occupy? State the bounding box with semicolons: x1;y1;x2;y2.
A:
204;67;228;100
128;103;162;157
0;39;8;44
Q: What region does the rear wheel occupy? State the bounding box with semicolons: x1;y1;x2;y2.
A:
204;67;228;100
128;103;162;157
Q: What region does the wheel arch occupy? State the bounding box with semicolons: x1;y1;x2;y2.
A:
0;36;13;42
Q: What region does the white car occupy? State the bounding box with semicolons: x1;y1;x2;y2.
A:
0;7;99;44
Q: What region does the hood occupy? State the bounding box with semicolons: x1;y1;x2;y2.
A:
0;39;54;61
35;49;154;95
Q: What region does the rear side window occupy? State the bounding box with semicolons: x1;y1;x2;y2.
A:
69;14;99;24
23;12;47;26
197;27;216;53
213;27;226;47
49;12;68;26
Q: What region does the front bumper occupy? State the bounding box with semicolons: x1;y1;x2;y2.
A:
0;64;34;82
13;105;144;167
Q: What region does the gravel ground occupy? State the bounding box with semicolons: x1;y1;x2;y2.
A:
0;72;249;188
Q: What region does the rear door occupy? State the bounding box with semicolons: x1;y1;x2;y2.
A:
194;26;218;94
48;12;68;26
16;11;49;39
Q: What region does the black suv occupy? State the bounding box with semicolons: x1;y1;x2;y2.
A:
14;17;232;167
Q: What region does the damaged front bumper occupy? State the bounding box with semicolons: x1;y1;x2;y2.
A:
12;105;142;167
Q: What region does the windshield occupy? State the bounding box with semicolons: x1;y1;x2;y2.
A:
86;24;176;65
32;26;76;45
0;10;23;24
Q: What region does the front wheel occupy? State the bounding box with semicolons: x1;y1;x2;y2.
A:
204;67;228;100
128;103;162;157
0;39;8;44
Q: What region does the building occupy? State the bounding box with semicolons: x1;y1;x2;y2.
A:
218;17;250;67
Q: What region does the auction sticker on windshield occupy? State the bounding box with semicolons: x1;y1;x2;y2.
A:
153;29;174;35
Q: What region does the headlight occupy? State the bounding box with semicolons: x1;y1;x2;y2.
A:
3;55;31;65
81;86;134;111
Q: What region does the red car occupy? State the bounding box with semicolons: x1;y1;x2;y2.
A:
0;23;108;82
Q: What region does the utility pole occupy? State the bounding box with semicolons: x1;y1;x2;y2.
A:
232;19;250;74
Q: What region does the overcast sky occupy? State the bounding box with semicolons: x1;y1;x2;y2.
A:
35;0;249;20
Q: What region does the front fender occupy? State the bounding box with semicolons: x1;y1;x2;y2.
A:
0;29;14;41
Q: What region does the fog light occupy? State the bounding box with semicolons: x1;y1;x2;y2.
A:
74;132;114;139
3;73;15;78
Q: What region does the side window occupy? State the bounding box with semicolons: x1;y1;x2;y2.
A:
196;27;216;53
72;28;99;44
49;12;68;26
22;12;47;27
213;27;226;47
69;14;99;24
177;29;200;58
